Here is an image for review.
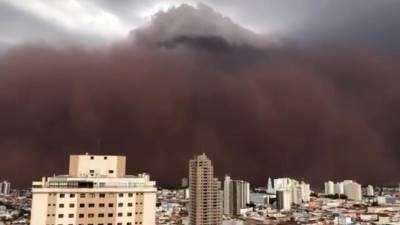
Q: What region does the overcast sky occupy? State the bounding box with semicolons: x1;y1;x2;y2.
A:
2;0;400;53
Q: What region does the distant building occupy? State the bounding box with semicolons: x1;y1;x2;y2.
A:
181;177;188;188
267;177;274;194
189;153;222;225
292;182;310;204
250;192;270;205
223;175;250;216
0;180;11;196
324;181;335;195
343;180;362;201
335;182;344;195
367;185;374;196
271;178;310;205
276;189;291;211
30;154;157;225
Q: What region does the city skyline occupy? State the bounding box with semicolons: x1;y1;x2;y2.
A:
1;0;400;189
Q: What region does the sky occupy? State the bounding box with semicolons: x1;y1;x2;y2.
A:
1;0;400;189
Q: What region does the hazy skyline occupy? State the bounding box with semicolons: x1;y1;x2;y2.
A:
1;0;400;188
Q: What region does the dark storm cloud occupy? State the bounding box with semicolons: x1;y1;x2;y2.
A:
1;3;400;189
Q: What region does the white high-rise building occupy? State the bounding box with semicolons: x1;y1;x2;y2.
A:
30;154;157;225
343;180;362;201
189;153;222;225
367;185;374;196
276;189;291;211
300;182;311;202
267;177;274;194
223;175;250;216
324;181;335;195
223;175;231;215
335;182;344;195
0;181;11;196
270;178;310;205
274;178;293;191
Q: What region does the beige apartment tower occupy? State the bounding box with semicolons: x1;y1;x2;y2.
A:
31;154;157;225
189;153;222;225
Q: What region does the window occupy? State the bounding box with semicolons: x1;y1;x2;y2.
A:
80;193;85;198
88;213;94;218
109;170;114;174
127;212;132;217
98;213;104;217
79;214;84;218
59;194;65;198
107;213;113;217
69;203;75;208
99;193;105;198
128;193;133;197
118;212;123;217
68;214;74;218
58;214;64;218
70;194;75;198
59;204;64;208
79;203;85;208
89;170;95;173
118;203;123;207
99;203;105;207
88;203;95;208
118;193;123;197
104;156;107;159
127;203;132;207
108;203;114;207
90;156;94;160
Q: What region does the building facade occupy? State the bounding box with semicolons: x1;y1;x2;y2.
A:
189;153;222;225
0;180;11;196
276;189;291;211
30;154;157;225
223;175;250;216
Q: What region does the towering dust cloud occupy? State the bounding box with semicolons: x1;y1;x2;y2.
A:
0;4;400;188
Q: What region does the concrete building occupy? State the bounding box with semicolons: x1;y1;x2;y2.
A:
273;178;293;191
292;182;310;204
267;177;274;194
0;181;11;196
189;153;222;225
182;177;189;188
30;154;157;225
324;181;335;195
250;192;269;205
343;180;362;201
276;189;291;211
335;182;344;195
367;185;374;196
223;175;250;216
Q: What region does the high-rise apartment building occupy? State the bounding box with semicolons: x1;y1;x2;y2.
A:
276;189;291;211
343;180;362;201
367;185;374;196
267;177;274;194
189;153;222;225
324;181;335;195
271;177;310;206
223;175;250;216
0;180;11;196
324;180;362;201
30;154;157;225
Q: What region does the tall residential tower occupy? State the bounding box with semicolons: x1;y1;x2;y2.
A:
189;153;222;225
30;154;157;225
